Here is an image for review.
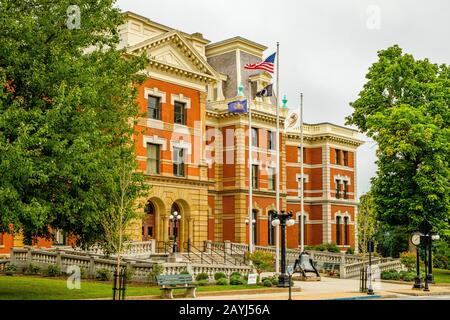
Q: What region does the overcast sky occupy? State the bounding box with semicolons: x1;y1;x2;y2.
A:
115;0;450;198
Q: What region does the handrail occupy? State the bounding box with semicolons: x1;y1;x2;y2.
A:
207;242;242;266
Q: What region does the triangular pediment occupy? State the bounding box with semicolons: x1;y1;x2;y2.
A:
128;30;218;80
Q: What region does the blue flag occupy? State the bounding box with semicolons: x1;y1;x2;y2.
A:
228;99;248;113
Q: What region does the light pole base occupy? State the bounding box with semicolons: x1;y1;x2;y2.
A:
277;274;291;288
426;274;434;284
412;276;423;289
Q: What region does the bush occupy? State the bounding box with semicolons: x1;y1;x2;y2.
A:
125;268;135;281
216;278;228;285
433;253;449;270
247;251;275;275
214;272;227;281
325;243;340;253
96;268;112;281
346;247;355;255
230;275;244;285
45;265;62;277
400;252;416;271
148;263;164;284
80;267;88;279
271;277;279;286
263;279;272;287
401;273;416;282
196;279;208;286
26;263;41;275
195;273;209;282
179;267;190;275
230;271;242;279
4;263;17;276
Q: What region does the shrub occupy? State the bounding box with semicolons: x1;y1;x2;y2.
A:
271;277;279;286
263;279;272;287
80;267;88;279
247;251;275;276
401;273;415;282
325;243;340;253
346;247;355;255
433;253;449;270
125;268;135;281
230;276;244;285
45;265;62;277
196;279;208;286
4;263;17;276
96;268;112;281
216;278;228;285
195;272;209;282
148;263;164;284
381;271;391;280
230;271;242;279
400;252;416;271
179;267;190;275
26;263;41;275
214;272;227;281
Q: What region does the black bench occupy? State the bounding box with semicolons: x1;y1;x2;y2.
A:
156;274;196;299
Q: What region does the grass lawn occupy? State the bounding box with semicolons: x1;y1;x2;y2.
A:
0;275;265;300
433;269;450;284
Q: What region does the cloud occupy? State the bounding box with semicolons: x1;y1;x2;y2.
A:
116;0;450;197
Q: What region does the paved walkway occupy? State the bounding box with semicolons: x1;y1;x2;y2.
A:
172;277;450;300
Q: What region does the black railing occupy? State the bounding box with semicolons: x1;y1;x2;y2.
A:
359;266;368;293
112;266;127;300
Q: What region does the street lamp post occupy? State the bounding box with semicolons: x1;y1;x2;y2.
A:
271;211;295;287
410;231;423;289
169;211;181;253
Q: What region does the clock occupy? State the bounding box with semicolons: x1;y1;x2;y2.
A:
411;233;421;246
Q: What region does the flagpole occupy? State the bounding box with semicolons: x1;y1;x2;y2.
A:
300;93;305;253
275;42;280;274
248;81;254;254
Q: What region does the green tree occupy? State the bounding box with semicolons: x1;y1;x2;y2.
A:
358;191;378;256
247;250;275;277
0;0;148;247
347;45;450;237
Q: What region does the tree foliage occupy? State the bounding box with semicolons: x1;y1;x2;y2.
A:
0;0;148;247
358;191;378;256
347;45;450;235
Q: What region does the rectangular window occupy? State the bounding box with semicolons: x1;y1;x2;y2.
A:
267;167;275;191
251;127;258;147
335;179;341;199
268;211;275;246
0;233;3;246
298;215;307;245
146;143;160;175
252;164;259;189
344;217;349;246
174;101;186;125
335;149;340;165
343;180;349;199
148;95;161;120
343;151;348;166
336;216;342;245
173;147;185;177
268;131;276;150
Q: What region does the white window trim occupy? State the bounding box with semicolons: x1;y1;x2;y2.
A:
143;135;167;150
145;87;166;103
334;175;351;185
171;93;191;109
296;173;310;183
171;140;192;155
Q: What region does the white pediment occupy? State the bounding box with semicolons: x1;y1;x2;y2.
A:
129;31;218;80
151;45;193;70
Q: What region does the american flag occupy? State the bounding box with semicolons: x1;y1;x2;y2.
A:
244;52;276;73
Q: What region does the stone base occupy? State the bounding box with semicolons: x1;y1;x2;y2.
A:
168;254;184;263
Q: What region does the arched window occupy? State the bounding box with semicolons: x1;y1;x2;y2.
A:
171;203;181;215
336;216;342;245
344;216;349;245
145;201;155;215
268;210;276;246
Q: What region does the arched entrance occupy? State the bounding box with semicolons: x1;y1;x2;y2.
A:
142;197;165;242
167;199;191;251
142;201;156;241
